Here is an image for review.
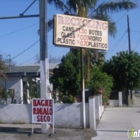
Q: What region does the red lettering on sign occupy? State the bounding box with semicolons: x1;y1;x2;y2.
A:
33;100;52;107
33;108;53;115
33;108;36;114
37;115;51;122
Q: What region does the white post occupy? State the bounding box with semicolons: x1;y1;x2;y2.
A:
20;78;23;104
89;97;96;130
99;94;102;117
95;95;100;121
118;91;122;107
39;0;50;133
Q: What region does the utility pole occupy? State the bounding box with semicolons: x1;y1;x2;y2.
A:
80;49;86;128
127;15;132;100
127;15;131;53
39;0;50;133
0;0;49;133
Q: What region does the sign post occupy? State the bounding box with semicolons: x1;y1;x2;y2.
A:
39;0;50;133
54;14;108;129
32;98;54;134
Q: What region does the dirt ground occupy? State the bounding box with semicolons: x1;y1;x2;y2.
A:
0;126;97;140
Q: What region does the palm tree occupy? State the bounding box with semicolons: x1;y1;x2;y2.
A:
48;0;137;81
48;0;137;36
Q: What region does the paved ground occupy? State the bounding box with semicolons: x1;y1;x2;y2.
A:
92;107;140;140
0;124;96;140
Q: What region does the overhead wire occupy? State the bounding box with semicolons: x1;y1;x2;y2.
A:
11;39;39;60
106;30;127;57
0;22;39;38
133;31;140;51
19;55;37;65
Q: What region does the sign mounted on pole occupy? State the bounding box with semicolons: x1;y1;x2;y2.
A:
54;14;108;50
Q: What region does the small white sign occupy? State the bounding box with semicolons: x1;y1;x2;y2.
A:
32;98;54;124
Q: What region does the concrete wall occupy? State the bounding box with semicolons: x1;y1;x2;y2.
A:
0;95;104;129
109;100;119;107
54;103;89;128
0;103;89;128
0;104;31;123
0;77;23;104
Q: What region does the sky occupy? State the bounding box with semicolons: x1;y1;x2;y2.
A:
0;0;140;65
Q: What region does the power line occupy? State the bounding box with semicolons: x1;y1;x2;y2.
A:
0;22;39;38
11;39;39;60
106;30;127;57
19;55;37;65
133;32;140;51
115;11;129;23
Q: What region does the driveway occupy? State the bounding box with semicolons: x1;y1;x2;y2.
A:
92;107;140;140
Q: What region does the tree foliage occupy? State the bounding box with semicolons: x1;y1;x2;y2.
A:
50;51;81;97
48;0;137;36
0;59;7;97
103;51;140;90
50;51;113;105
48;0;137;82
87;67;113;105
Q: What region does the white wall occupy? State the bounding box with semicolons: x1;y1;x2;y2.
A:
0;103;89;128
0;104;31;123
109;100;119;107
1;77;23;104
0;95;104;129
54;103;89;128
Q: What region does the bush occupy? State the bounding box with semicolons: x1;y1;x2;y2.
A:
62;95;75;103
87;67;113;106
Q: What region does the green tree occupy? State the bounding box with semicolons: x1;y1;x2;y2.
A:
48;0;137;81
87;67;113;105
103;51;140;91
50;51;81;97
48;0;137;36
0;58;7;98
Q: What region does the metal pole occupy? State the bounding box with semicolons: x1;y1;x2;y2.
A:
127;15;131;53
80;48;86;128
127;15;132;100
39;0;50;133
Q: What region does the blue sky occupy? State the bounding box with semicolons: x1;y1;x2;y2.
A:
0;0;140;65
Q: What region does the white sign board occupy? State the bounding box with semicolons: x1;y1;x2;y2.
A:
54;14;108;50
32;98;54;124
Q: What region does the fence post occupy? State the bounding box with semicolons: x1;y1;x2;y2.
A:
95;95;100;121
89;96;96;130
118;91;122;107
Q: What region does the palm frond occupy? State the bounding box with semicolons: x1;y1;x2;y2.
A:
66;0;98;14
48;0;72;14
92;14;117;37
97;0;137;14
82;0;98;9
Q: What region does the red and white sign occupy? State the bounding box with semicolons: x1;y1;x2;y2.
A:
54;14;108;50
32;98;54;124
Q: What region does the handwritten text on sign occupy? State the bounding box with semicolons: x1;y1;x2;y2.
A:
54;14;108;50
32;99;53;123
